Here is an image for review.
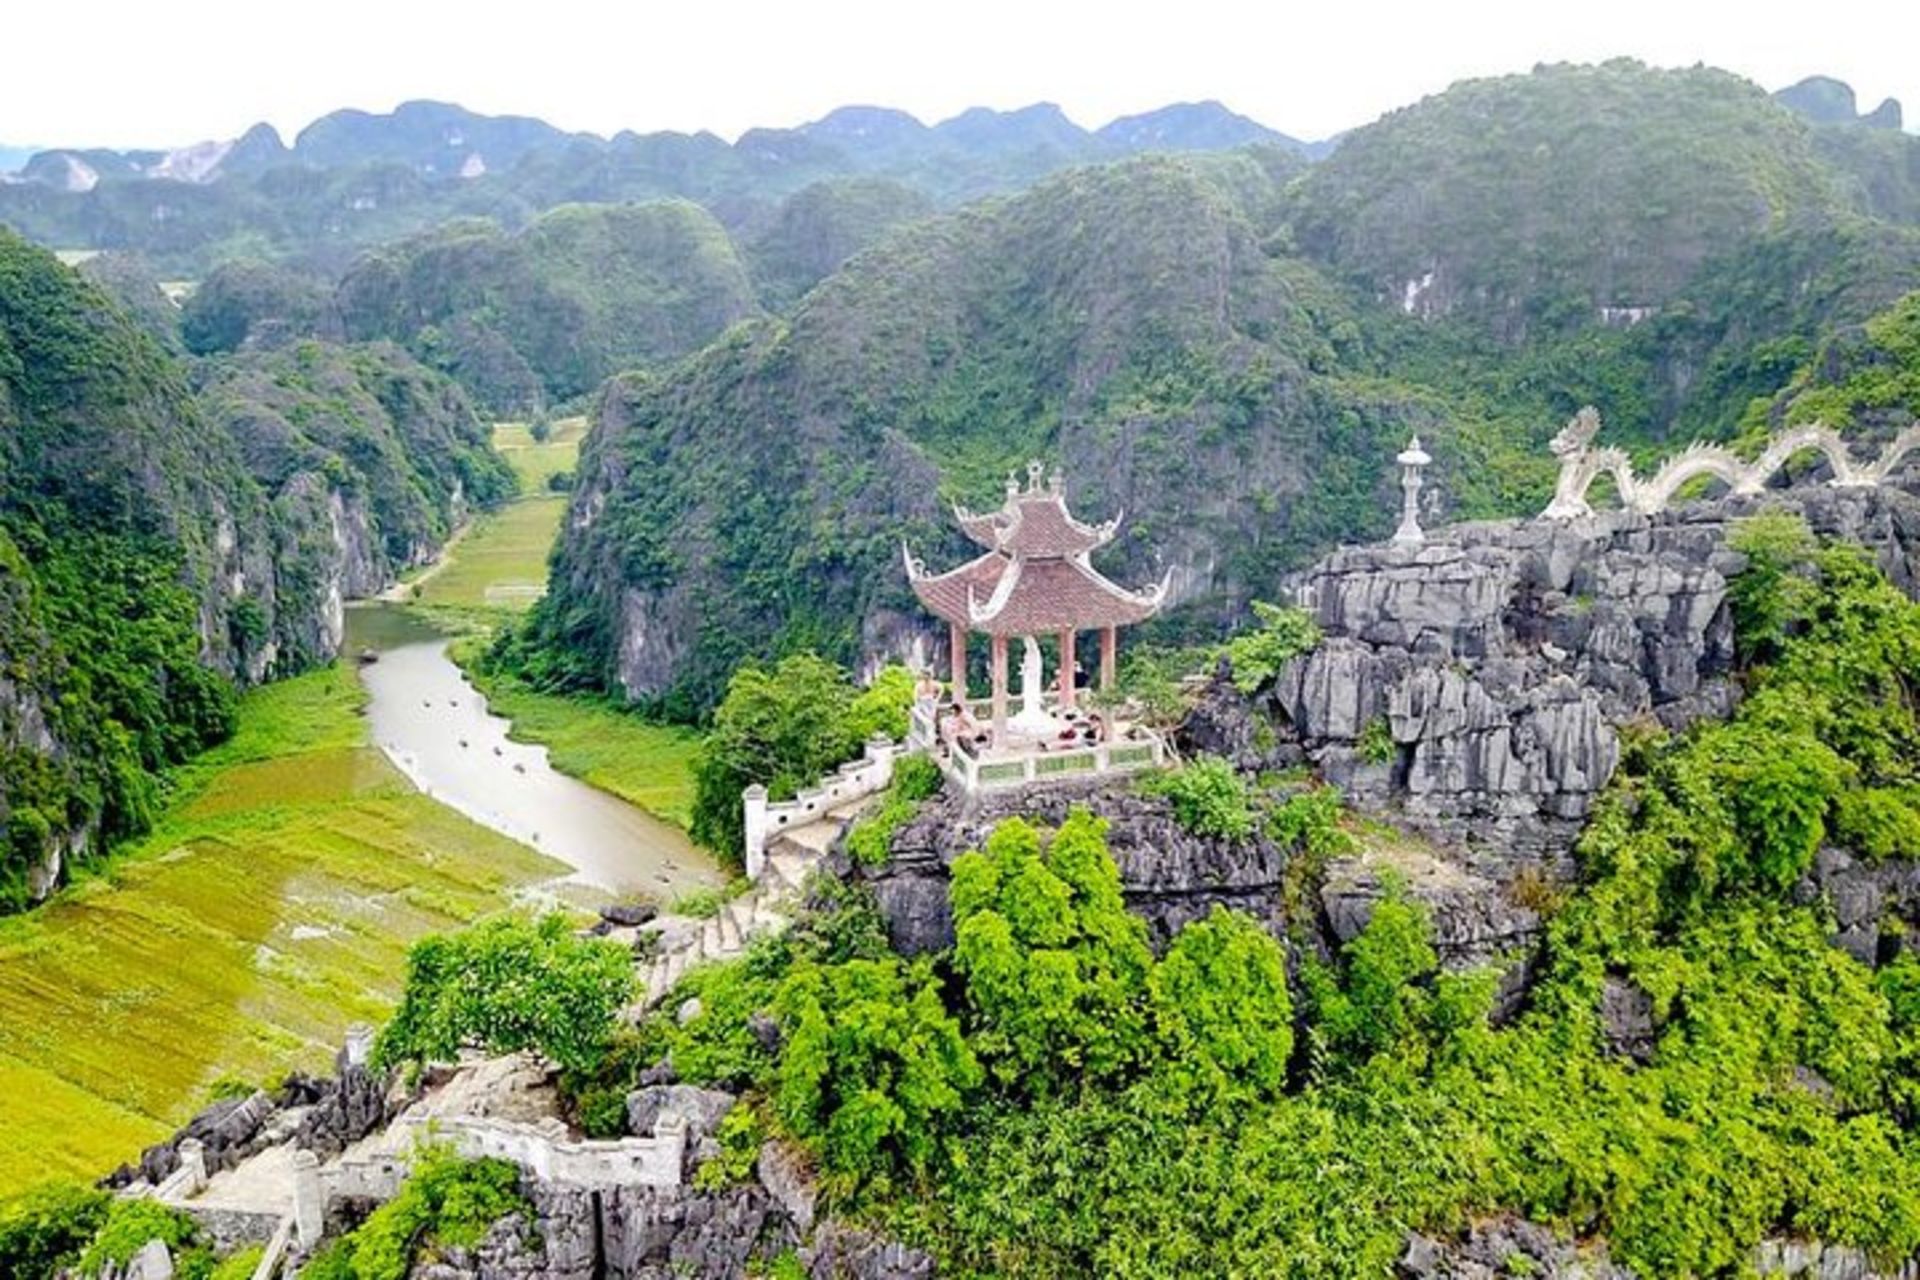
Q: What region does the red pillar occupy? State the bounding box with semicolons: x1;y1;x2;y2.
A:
1100;625;1118;691
1057;629;1076;710
990;633;1009;742
949;621;968;705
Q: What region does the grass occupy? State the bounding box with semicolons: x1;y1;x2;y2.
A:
0;665;565;1197
404;419;583;615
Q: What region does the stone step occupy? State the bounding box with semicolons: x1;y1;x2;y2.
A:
717;902;743;951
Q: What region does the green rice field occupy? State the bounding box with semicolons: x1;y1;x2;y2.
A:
0;666;564;1197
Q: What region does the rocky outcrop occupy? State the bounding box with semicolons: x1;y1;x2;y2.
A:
1798;845;1920;967
798;1222;936;1280
420;1182;782;1280
125;1091;277;1186
292;1058;398;1160
864;778;1292;954
1400;1218;1629;1278
1257;486;1920;873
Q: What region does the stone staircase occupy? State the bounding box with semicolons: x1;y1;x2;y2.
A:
635;811;855;1011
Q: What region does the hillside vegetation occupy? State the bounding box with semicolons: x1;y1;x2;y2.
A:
0;231;510;911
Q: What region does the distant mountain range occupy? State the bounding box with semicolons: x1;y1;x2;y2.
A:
0;98;1312;191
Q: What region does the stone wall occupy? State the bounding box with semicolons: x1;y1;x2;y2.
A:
745;735;899;877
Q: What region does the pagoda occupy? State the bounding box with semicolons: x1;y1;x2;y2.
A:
903;461;1168;746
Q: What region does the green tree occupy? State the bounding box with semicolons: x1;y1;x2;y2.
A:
0;1182;110;1280
1220;601;1322;694
949;810;1155;1094
1148;906;1294;1107
374;915;634;1075
772;955;982;1193
689;653;867;859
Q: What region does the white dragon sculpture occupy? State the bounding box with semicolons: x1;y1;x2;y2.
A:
1541;406;1920;519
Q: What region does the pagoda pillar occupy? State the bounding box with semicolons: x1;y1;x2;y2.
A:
1100;625;1118;691
1057;629;1076;710
949;622;968;705
989;633;1009;741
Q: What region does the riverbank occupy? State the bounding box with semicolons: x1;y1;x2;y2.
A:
0;666;565;1196
457;647;700;829
0;419;710;1199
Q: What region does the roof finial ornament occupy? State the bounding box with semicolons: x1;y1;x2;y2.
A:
1026;459;1046;493
1005;469;1021;499
1048;466;1064;494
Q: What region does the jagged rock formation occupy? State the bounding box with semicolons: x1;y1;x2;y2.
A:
1264;485;1920;872
861;485;1920;994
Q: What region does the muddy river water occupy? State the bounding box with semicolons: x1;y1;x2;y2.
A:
347;605;716;899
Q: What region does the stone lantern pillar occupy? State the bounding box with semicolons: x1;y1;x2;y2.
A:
1391;435;1432;548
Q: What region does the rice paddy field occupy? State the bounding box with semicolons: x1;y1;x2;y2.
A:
0;667;565;1197
406;418;583;614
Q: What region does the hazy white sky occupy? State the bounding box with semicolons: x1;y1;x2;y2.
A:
6;0;1917;149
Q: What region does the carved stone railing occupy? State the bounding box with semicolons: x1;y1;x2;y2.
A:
1541;406;1920;519
743;734;900;879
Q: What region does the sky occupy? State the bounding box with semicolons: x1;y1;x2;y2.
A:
4;0;1917;150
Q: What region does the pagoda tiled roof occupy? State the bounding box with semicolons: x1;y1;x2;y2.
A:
960;555;1167;635
953;462;1120;558
907;459;1166;636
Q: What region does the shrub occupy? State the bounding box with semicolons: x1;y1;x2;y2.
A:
1834;786;1920;862
339;1148;527;1280
0;1182;110;1280
1728;511;1821;663
1266;784;1353;857
950;811;1155;1094
773;955;981;1194
1149;906;1294;1107
75;1200;201;1278
1220;601;1322;694
845;754;944;867
1358;716;1396;765
1138;756;1256;841
375;914;634;1075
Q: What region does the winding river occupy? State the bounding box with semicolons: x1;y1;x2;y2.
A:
346;604;716;899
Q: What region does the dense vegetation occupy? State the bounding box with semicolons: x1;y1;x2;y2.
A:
684;655;913;861
332;203;760;412
409;516;1920;1274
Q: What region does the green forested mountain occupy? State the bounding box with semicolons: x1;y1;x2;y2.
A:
177;182;945;414
332;202;759;411
1289;61;1848;337
742;177;934;309
0;230;509;911
514;61;1920;716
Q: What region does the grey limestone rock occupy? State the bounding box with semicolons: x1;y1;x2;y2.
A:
799;1221;937;1280
1272;487;1920;869
756;1140;819;1233
625;1084;737;1141
1400;1217;1630;1278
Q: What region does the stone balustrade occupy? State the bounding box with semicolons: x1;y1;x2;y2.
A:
743;734;899;878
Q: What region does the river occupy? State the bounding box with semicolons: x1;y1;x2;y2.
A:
346;604;716;899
